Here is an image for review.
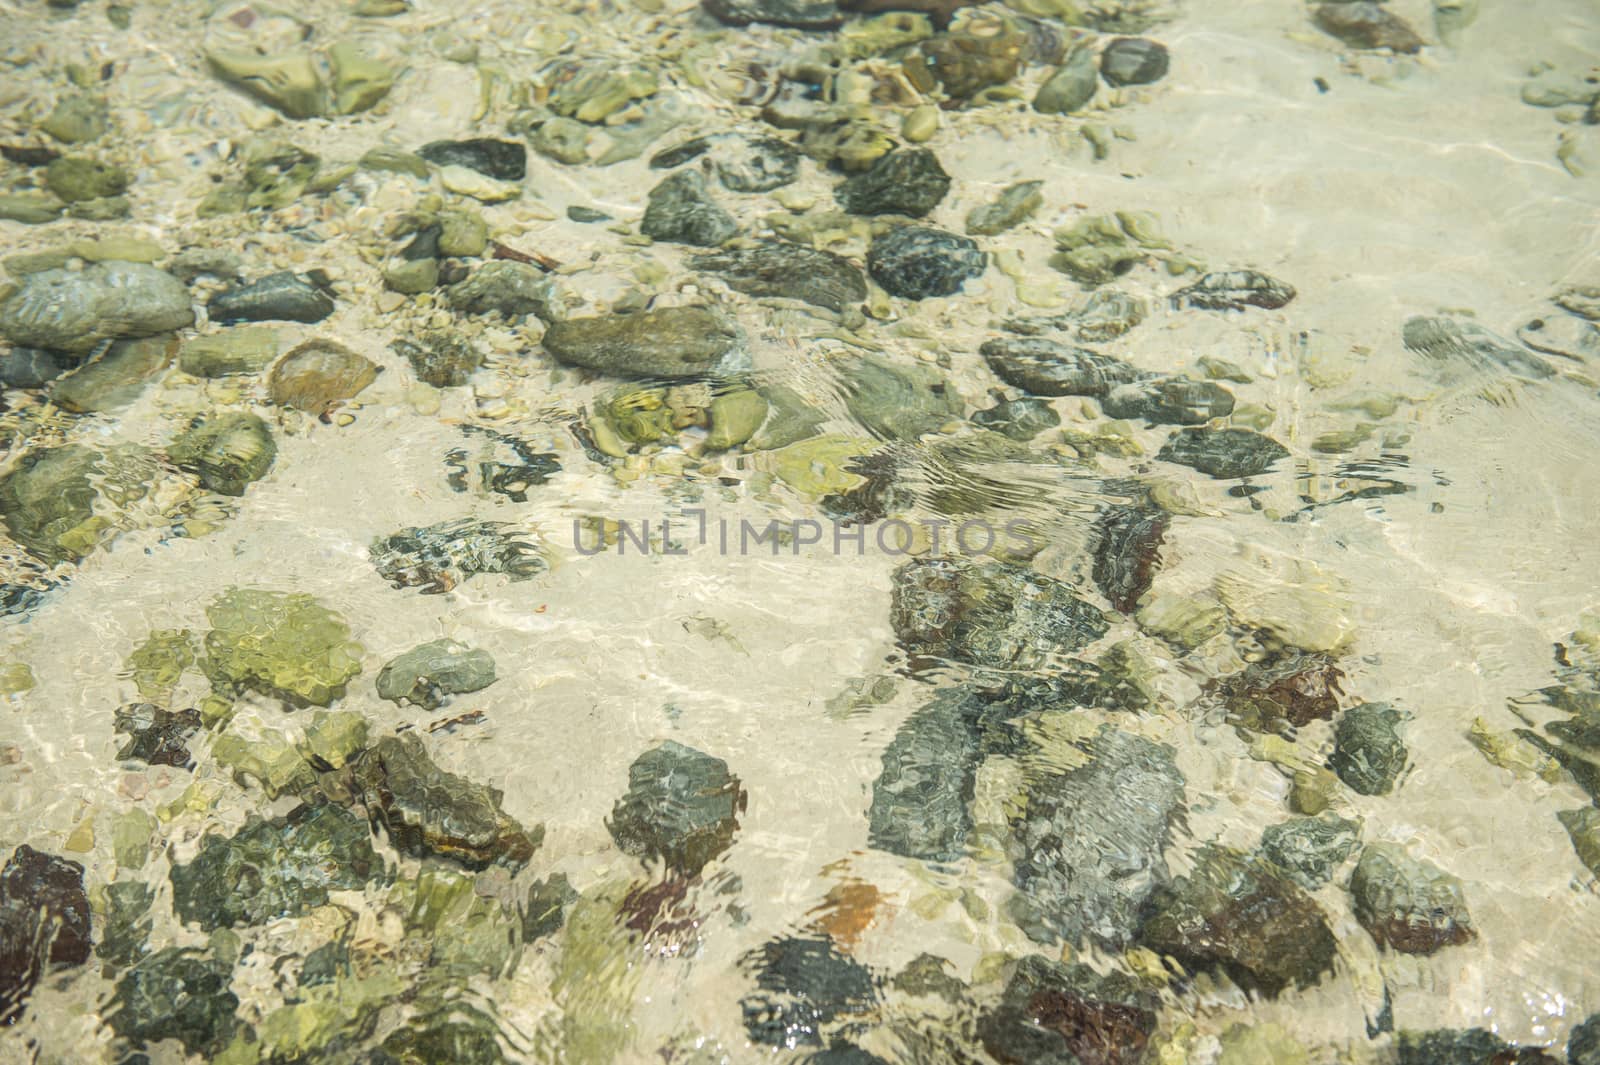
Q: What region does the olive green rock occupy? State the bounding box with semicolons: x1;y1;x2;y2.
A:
393;332;484;387
376;638;497;710
241;139;319;210
966;180;1043;236
201;588;364;707
168;412;276;496
1558;807;1600;878
1329;701;1408;796
125;629;198;702
44;155;129;203
0;194;65;224
531;117;591;164
841;354;964;440
360;146;430;179
383;256;439;295
1033;45;1098;114
706;388;770;450
40;93;109;144
267;339;379;412
326;42;397;114
108;947;239;1055
48;333;176;413
607;740;747;877
0;445;100;563
179;327;282;377
206;50;327;119
0;261;194;354
543;306;740;378
69;195;130;220
437;209;489;257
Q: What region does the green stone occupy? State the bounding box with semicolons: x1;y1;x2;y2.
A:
0;445;101;564
201;588;364;707
49;333;176;413
299;710;369;770
607;740;747;877
360;146;430;178
375;638;497;710
437;209;489;257
44;155;129;203
0;194;66;224
326;42;396;114
384;256;439;294
206;50;327;119
68;195;130;220
111;809;157;870
706;388;769;450
1329;701;1407;796
109;947;239;1054
966;180;1043;236
168;412;276;496
542;306;739;378
125;629;198;701
531;117;592;164
1558;807;1600;877
212;729;317;799
40;94;109;144
179;327;282;377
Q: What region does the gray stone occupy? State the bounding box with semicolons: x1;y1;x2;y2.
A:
0;262;193;354
641;169;739;247
869;689;983;861
108;947;239;1055
835;148;951;217
703;0;844;29
1403;315;1555;381
393;331;485;387
1100;376;1235;425
209;271;334;324
971;395;1060;440
1258;814;1362;890
867;225;985;300
1033;46;1098;114
168;412;276;497
1170;270;1295;311
1350;843;1475;955
981;336;1139;396
376;638;497;710
1156;426;1290;479
542;306;739;378
417;138;526;181
446;261;552;322
1330;701;1407;796
48;334;176;413
966;180;1043;236
0;347;75;388
607;740;747;876
1099;36;1169;87
840;354;964;439
690;241;866;312
1312;2;1425;52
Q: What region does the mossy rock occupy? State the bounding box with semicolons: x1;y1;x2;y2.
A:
201;588;363;707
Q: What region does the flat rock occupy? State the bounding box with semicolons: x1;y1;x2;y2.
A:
868;689;984;861
1313;2;1425;52
542;306;739;378
971;395;1060;440
209;271;335;324
417;138;527;181
740;935;877;1049
108;947;239;1055
703;0;845;29
651;133;801;192
966;180;1043;236
376;638;497;710
1157;426;1289;478
48;333;176;413
268;338;378;412
1170;270;1295;311
690;241;866;312
370;518;546;593
1403;315;1555;380
0;261;193;354
840;353;963;439
981;336;1138;396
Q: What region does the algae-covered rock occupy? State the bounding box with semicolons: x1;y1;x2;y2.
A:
690;241;867;312
212;727;318;798
206;49;326;117
179;326;282;377
268;339;378;412
1258;813;1361;890
48;333;176;413
740;935;877;1049
1350;842;1475;955
1217;1023;1310;1065
0;261;193;354
1212;648;1345;732
607;740;747;877
532;117;592;164
0;445;101;564
351;733;541;870
706;387;770;450
1052;211;1171;286
868;688;985;861
1009;724;1184;947
651;133;801;192
868;225;986;300
95;880;153;969
1101;377;1234;425
107;947;239;1054
376;638;496;710
446;261;552;321
1137;845;1338;996
543;306;739;378
840;354;964;439
835;148;950;217
125;629;197;701
966;180;1043;236
1091;502;1168;613
890;555;1108;671
201;588;363;707
114;703;202;768
1170;270;1295;311
169;803;385;930
326;42;397;114
370;518;546;593
0;193;65;224
240;138;319;209
44;155;129;202
394;331;485;387
641;169;739;247
1396;1029;1560;1065
0;845;91;1024
41;93;109;144
1157;426;1289;479
1329;701;1407;796
210;271;335;324
976;954;1157;1065
168;412;276;496
982;336;1138;397
545;59;660;124
921;26;1025;100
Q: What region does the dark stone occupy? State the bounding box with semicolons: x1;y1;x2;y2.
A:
0;845;91;1023
542;306;739;378
1156;426;1289;479
977;955;1157;1065
167;411;276;496
966;180;1043;236
0;347;76;388
607;740;747;877
1396;1029;1561;1065
107;947;239;1055
209;271;335;324
806;1044;890;1065
1009;726;1184;948
835;149;951;218
971;395;1060;440
1350;843;1475;955
0;144;59;167
445;261;552;322
702;0;844;29
399;223;441;262
867;225;985;300
393;332;485;387
1100;377;1235;425
890;555;1109;671
690;241;866;312
370;517;547;593
169;803;387;930
891;953;968;1003
980;336;1138;397
1211;649;1345;732
868;689;984;861
113;702;203;768
376;638;497;710
417;138;527;181
1170;270;1296;311
1099;37;1169;87
1258;814;1362;890
522;873;577;940
740;936;877;1049
641;169;739;247
1313;3;1425;53
298;941;349;988
1570;1013;1600;1065
1329;701;1407;796
1137;845;1338;997
351;733;542;871
840;353;963;440
1402;315;1555;381
652;134;801;192
567;205;610;222
1091;503;1168;613
96;880;154;970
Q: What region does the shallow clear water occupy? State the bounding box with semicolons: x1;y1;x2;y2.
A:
2;0;1600;1061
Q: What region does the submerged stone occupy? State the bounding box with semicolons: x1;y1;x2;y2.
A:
108;947;239;1054
201;587;363;707
169;803;385;930
210;271;335;324
1091;503;1168;613
0;261;193;354
0;347;76;388
1329;701;1407;795
0;445;101;564
868;225;985;300
1212;648;1345;731
1034;45;1099;114
394;331;485;387
370;518;546;593
376;638;496;710
1258;814;1362;890
966;180;1043;236
1100;36;1169;86
1170;270;1295;311
840;353;963;439
703;0;844;27
1518;314;1600;361
168;412;276;496
206;48;326;118
1350;843;1475;955
835;148;951;217
1313;2;1425;53
0;845;91;1024
891;556;1109;671
971;395;1060;440
327;42;396;113
48;333;176;413
1138;845;1338;997
268;339;378;413
114;703;202;768
1402;315;1555;380
44;154;128;202
543;306;739;378
608;740;747;877
977;955;1157;1065
922;28;1025;100
640;169;739;247
868;688;984;861
740;935;877;1049
981;336;1139;396
1101;377;1235;425
1571;1014;1600;1065
1396;1029;1560;1065
651;133;802;192
1010;725;1184;947
446;261;553;322
179;326;282;377
41;93;109;144
351;733;541;870
1157;426;1290;478
690;241;866;312
417;138;527;181
1559;807;1600;877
